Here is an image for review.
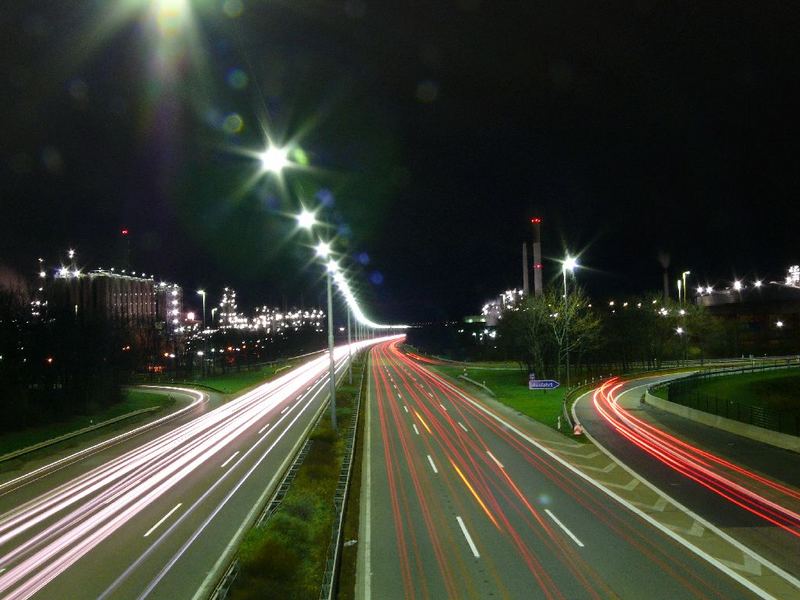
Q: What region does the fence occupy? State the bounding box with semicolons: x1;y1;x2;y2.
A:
650;359;800;436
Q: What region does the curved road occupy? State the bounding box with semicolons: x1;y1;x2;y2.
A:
0;337;391;600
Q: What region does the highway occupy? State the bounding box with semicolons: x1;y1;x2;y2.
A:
356;340;756;600
0;337;391;600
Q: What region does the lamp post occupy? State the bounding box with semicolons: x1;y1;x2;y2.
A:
347;305;353;384
317;241;338;431
197;290;206;327
562;255;578;390
682;271;691;304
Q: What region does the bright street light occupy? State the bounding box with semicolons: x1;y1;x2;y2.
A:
296;208;317;230
754;280;763;288
315;240;332;258
733;280;742;291
777;320;784;328
563;255;578;273
259;144;290;174
676;326;684;335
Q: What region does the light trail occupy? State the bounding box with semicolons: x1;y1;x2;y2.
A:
591;379;800;537
374;340;725;600
0;336;398;600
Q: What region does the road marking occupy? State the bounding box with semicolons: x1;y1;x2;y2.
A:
363;361;373;599
545;509;584;547
397;393;402;400
0;568;5;575
280;406;289;414
456;516;480;558
458;422;468;433
403;405;409;413
220;451;240;469
258;423;271;434
439;403;448;411
144;503;183;537
487;450;504;469
427;454;438;474
412;424;420;435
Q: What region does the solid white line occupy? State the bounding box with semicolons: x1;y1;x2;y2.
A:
363;361;373;599
456;516;480;558
487;450;504;469
403;405;409;413
220;451;240;469
427;455;438;474
458;422;468;433
144;503;183;538
257;423;270;434
439;403;447;411
545;509;584;547
412;424;420;435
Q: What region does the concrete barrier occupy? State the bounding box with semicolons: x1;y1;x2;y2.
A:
644;391;800;454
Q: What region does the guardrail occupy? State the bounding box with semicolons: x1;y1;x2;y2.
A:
649;359;800;436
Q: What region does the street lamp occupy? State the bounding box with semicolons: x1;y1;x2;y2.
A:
682;271;691;304
562;255;578;390
197;290;206;327
296;208;317;230
259;144;290;174
323;254;339;431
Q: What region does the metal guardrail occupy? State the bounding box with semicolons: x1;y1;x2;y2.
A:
318;358;368;600
649;359;800;436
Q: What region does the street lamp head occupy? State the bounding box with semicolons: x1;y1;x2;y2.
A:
754;280;763;288
197;289;205;296
777;320;784;328
259;145;290;174
733;280;742;291
326;259;339;273
563;255;578;273
676;327;684;335
296;208;317;230
315;240;332;258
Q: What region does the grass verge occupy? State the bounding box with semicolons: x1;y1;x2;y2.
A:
667;370;800;412
0;389;175;456
228;358;365;600
434;365;567;427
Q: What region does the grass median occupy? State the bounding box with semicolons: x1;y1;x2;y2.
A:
434;365;567;428
229;358;365;600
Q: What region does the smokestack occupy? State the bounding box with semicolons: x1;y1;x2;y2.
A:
531;217;543;296
522;243;530;295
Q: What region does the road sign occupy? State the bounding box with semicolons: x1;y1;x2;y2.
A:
529;379;560;390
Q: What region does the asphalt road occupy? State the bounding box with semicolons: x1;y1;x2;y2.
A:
0;337;389;600
574;375;800;579
356;340;756;600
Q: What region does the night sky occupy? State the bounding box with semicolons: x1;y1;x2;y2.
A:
2;1;799;322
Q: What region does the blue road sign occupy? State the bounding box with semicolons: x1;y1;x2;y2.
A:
529;379;560;390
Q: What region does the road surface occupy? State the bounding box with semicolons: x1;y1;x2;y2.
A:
0;337;390;599
356;340;756;599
